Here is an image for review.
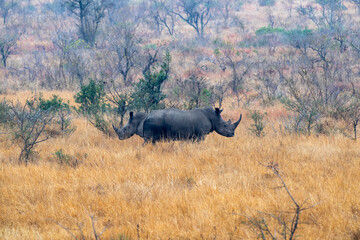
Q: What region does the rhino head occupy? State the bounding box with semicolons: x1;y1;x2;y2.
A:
113;112;137;140
213;108;242;137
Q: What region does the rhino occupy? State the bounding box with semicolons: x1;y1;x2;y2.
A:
142;107;242;144
112;112;148;140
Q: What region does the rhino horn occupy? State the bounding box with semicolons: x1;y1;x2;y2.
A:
232;114;242;129
112;124;119;134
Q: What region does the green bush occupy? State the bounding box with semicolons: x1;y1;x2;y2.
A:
8;97;56;164
249;111;266;137
0;100;10;126
38;94;76;136
74;80;111;135
255;27;285;36
74;79;108;116
53;149;80;167
131;52;170;112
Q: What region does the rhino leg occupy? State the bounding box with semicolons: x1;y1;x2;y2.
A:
152;137;159;145
142;138;150;146
196;135;205;142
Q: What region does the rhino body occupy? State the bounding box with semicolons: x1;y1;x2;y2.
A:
143;108;242;144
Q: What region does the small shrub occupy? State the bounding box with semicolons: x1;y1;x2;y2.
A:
114;235;131;240
186;177;196;189
249;111;266;137
278;114;307;135
8;97;56;164
89;113;111;136
52;149;80;167
39;94;76;136
0;100;10;127
242;162;312;240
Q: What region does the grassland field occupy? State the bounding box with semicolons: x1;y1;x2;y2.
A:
0;91;360;239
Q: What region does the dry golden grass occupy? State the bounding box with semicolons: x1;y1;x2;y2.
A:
1;92;360;239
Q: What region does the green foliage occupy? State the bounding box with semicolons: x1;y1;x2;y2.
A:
114;234;131;240
286;28;313;48
8;97;56;164
110;92;133;127
258;0;276;6
144;44;157;50
254;26;287;47
53;149;70;165
63;39;90;52
74;79;108;116
249;111;266;137
255;27;314;48
38;94;76;136
89;113;110;136
52;149;80;167
38;94;69;112
200;88;213;107
286;28;312;39
132;52;170;112
74;80;112;135
255;26;285;35
0;100;10;126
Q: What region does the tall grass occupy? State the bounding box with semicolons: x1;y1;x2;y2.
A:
0;93;359;239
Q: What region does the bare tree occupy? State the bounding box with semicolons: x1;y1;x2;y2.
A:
65;0;110;46
212;78;229;109
242;162;314;240
0;0;18;25
0;26;21;68
214;40;254;106
108;23;139;86
51;29;76;88
339;97;360;140
55;212;108;240
351;0;360;12
177;71;213;109
279;43;357;135
172;0;214;38
105;82;132;127
213;0;233;25
8;98;55;164
141;46;159;76
150;0;176;35
106;0;130;24
297;0;348;52
255;60;284;105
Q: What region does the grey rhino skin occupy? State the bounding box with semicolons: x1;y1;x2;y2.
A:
143;107;242;144
112;112;148;140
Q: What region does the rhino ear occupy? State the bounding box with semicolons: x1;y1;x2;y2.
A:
129;112;134;118
215;108;223;116
227;119;231;124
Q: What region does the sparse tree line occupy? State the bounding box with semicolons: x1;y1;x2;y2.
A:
0;0;360;144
